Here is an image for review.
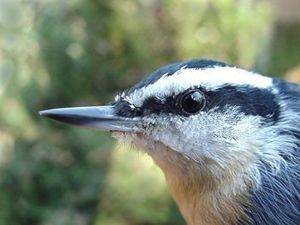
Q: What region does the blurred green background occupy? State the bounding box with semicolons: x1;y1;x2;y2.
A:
0;0;299;225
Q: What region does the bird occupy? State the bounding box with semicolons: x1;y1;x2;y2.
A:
40;59;300;225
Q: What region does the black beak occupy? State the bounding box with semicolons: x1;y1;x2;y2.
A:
39;106;141;132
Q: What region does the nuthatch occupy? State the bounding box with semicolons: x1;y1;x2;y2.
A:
40;59;300;225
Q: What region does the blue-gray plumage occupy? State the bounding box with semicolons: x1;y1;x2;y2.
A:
40;59;300;225
247;79;300;225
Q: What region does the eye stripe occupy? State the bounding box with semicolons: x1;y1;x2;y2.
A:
116;84;280;124
204;85;280;123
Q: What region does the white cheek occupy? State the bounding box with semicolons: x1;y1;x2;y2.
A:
142;114;204;158
143;110;263;162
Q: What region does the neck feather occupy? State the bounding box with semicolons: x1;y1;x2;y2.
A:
149;147;250;225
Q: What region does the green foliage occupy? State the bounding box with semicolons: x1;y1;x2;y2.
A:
95;146;183;225
0;0;278;225
266;22;300;76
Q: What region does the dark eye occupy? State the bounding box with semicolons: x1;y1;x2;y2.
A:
177;89;206;114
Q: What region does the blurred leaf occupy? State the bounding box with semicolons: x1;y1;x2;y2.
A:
0;0;288;225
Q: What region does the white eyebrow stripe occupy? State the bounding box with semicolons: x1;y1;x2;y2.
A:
125;66;273;107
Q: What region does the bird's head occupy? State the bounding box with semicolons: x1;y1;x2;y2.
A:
40;59;299;224
40;59;283;175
